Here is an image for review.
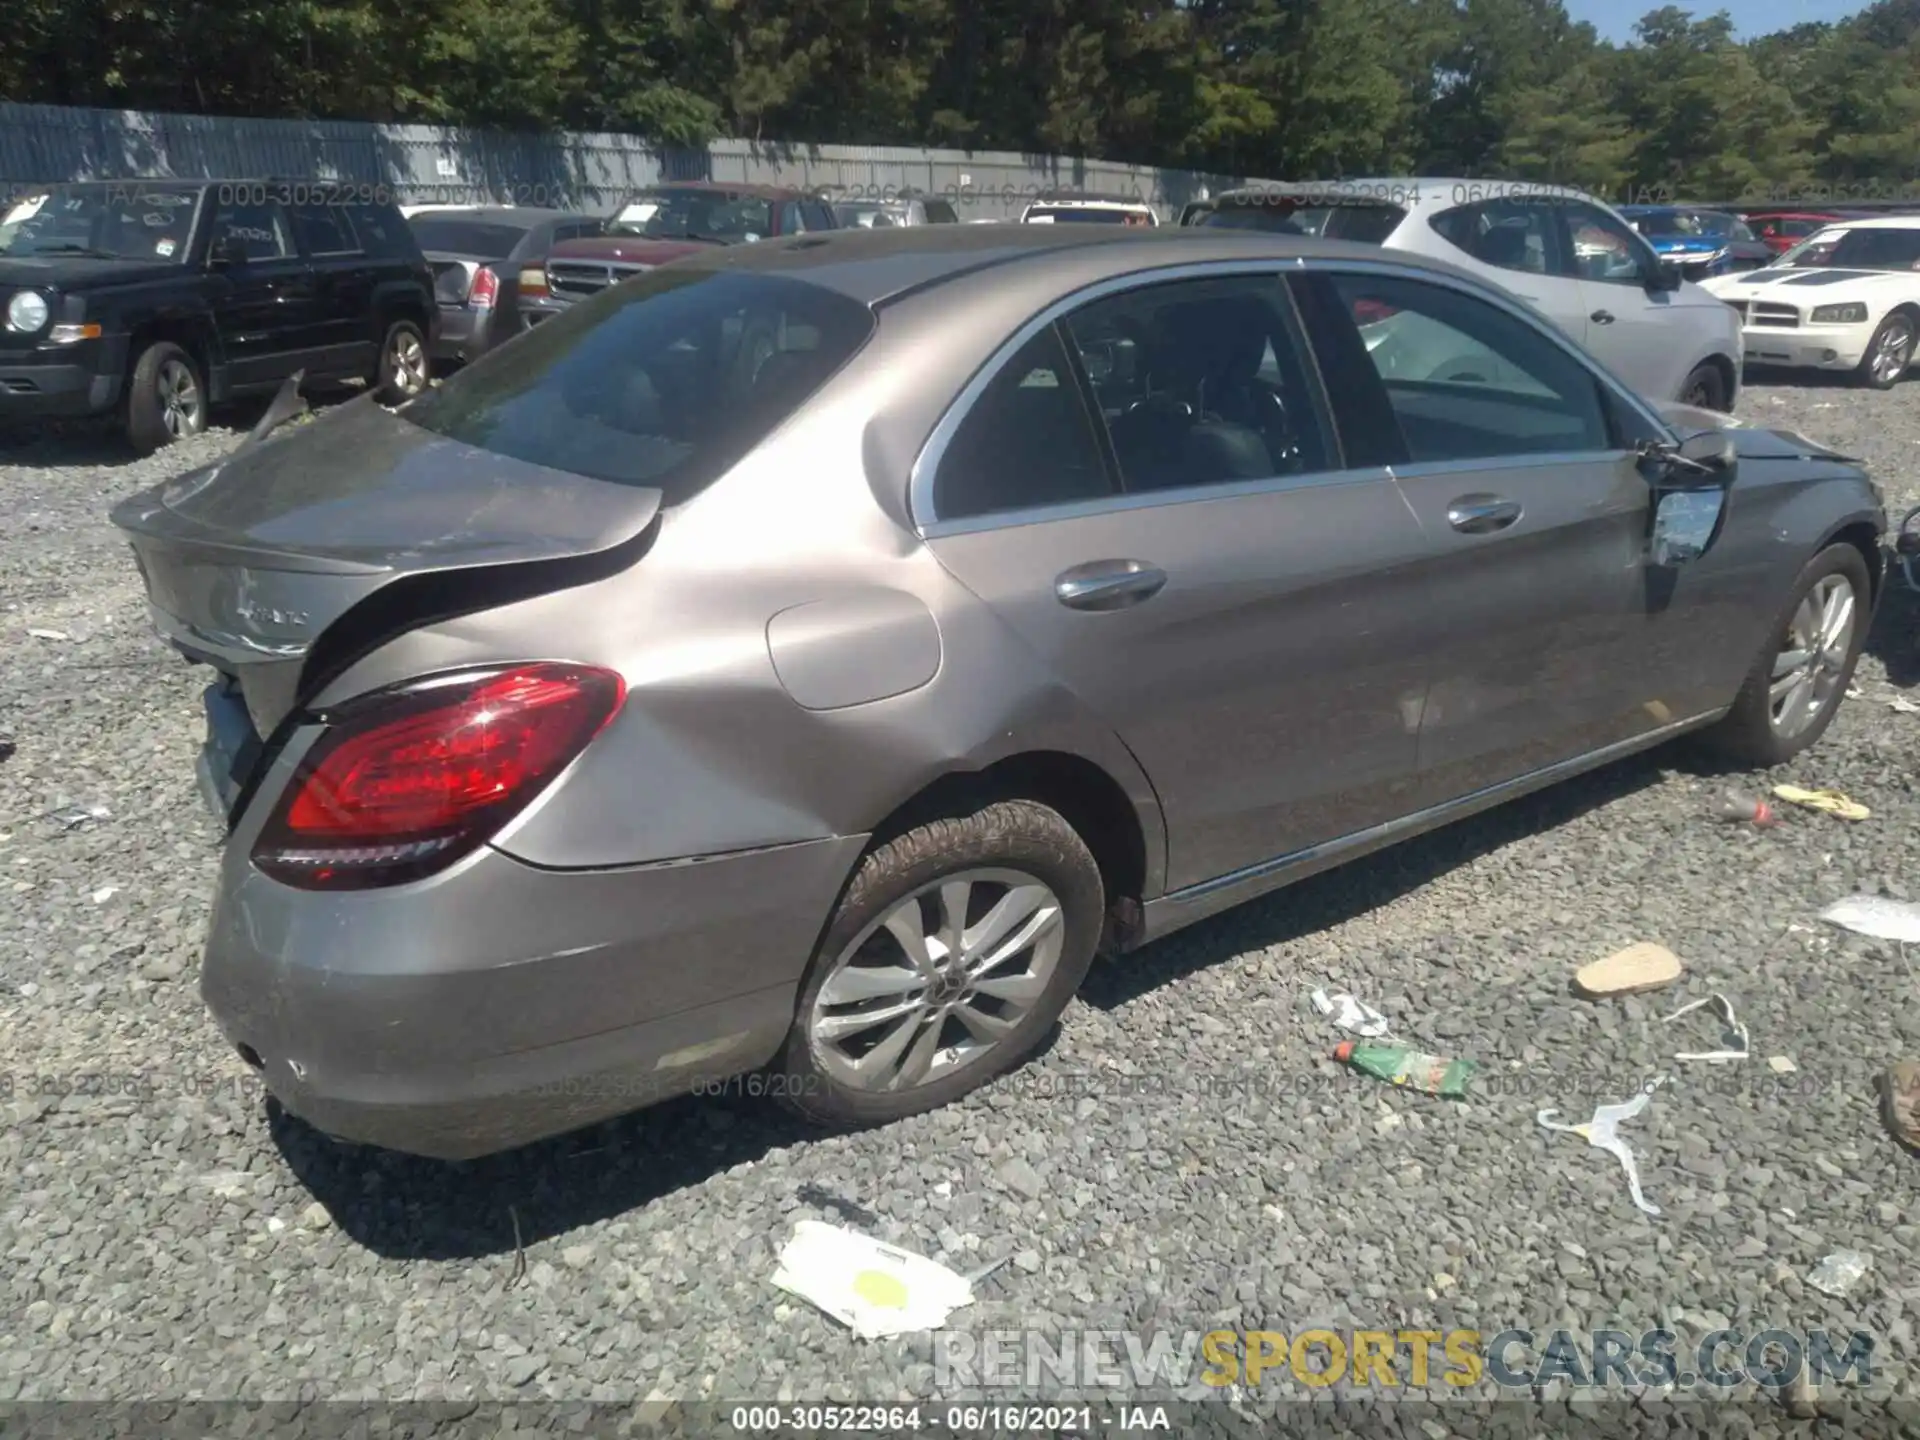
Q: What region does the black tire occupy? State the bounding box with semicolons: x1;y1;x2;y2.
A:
1679;362;1729;411
773;798;1105;1129
373;318;430;404
124;341;207;453
1698;543;1872;766
1856;310;1917;390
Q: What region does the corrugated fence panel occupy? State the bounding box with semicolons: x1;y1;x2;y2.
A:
0;101;1270;217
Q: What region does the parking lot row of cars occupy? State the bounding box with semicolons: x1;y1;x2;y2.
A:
2;174;1919;451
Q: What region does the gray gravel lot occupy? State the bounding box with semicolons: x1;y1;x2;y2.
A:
1;384;1918;1432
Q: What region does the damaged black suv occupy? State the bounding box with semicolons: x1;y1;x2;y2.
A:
0;179;435;451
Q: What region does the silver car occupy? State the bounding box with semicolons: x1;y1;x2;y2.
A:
112;226;1885;1160
832;195;961;228
1188;180;1745;410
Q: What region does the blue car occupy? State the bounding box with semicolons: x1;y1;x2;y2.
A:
1619;206;1773;279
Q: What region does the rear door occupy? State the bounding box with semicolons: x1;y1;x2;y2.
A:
1423;197;1588;342
1291;267;1660;802
204;196;317;390
291;201;376;378
918;268;1435;891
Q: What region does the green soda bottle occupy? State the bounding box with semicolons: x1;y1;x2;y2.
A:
1333;1040;1475;1098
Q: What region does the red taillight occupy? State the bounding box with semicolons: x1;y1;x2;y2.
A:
468;264;500;309
253;663;626;890
1352;298;1399;325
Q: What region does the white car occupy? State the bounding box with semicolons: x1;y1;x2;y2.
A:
1701;216;1920;389
1187;179;1743;409
1019;194;1159;226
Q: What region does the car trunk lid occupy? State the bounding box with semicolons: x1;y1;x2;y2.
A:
425;251;483;303
110;396;663;737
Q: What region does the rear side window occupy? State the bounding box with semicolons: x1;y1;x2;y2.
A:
1428;199;1560;275
293;204;358;256
932;326;1114;520
348;204;417;258
923;200;958;224
401;270;875;502
1197;200;1405;243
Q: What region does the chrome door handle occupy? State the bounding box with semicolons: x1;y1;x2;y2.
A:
1446;495;1523;535
1591;309;1616;324
1055;559;1167;611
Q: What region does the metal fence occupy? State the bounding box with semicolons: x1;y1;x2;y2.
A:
0;102;1266;221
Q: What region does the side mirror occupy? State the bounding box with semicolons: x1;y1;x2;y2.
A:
1676;428;1736;469
1643;428;1736;566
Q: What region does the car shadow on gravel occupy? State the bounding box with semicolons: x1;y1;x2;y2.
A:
1078;747;1671;1014
1867;565;1920;687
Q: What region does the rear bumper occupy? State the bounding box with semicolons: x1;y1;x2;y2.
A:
200;832;869;1160
428;305;491;363
1740;324;1872;371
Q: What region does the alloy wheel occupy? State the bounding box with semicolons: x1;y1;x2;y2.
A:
809;868;1065;1093
1768;574;1857;737
157;357;203;438
388;329;428;396
1873;318;1915;385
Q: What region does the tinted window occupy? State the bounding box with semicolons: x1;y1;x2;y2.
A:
1428;199;1559;276
923;200;959;224
348;204;415;258
407;217;531;257
401;270;874;501
1325;272;1609;463
1199;199;1405;243
293;204;358;255
209;200;292;261
932;326;1114;520
779;202;805;233
1061;275;1330;489
802;201;837;231
1564;203;1654;285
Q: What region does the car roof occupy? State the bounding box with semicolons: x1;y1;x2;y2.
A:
622;181;823;201
1025;193;1154;207
661;222;1486;307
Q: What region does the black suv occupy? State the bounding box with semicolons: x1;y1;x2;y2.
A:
0;179;435;450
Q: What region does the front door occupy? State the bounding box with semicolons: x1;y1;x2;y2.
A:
204;197;317;391
1292;268;1659;803
919;270;1435;891
1559;201;1687;401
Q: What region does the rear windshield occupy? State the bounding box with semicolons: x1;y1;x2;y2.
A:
399;269;875;501
407;218;531;256
1025;205;1151;224
1194;200;1405;243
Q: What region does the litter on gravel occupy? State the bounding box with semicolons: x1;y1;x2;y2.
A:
25;627;69;641
1805;1251;1871;1298
1772;784;1871;821
1538;1077;1669;1217
1660;993;1750;1063
1818;895;1920;943
1882;1061;1920;1153
1573;942;1683;999
1309;987;1392;1038
42;803;110;831
771;1221;977;1340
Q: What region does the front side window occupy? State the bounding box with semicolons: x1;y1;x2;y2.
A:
1563;202;1655;286
0;183;200;262
931;326;1114;521
1061;275;1331;490
292;204;359;255
1428;199;1559;277
1320;272;1610;464
401;269;874;503
923;200;959;224
609;189;772;243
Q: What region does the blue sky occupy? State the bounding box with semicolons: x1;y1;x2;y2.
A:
1566;0;1871;42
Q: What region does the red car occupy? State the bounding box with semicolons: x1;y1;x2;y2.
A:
523;183;839;319
1741;210;1851;255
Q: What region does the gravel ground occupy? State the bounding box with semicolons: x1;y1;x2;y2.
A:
2;384;1918;1433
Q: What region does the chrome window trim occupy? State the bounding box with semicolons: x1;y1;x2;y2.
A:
908;254;1672;538
1388;451;1635;483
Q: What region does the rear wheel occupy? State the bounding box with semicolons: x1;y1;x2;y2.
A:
1680;362;1729;411
1698;543;1870;766
1857;311;1916;390
373;319;430;404
773;799;1105;1129
125;341;207;453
